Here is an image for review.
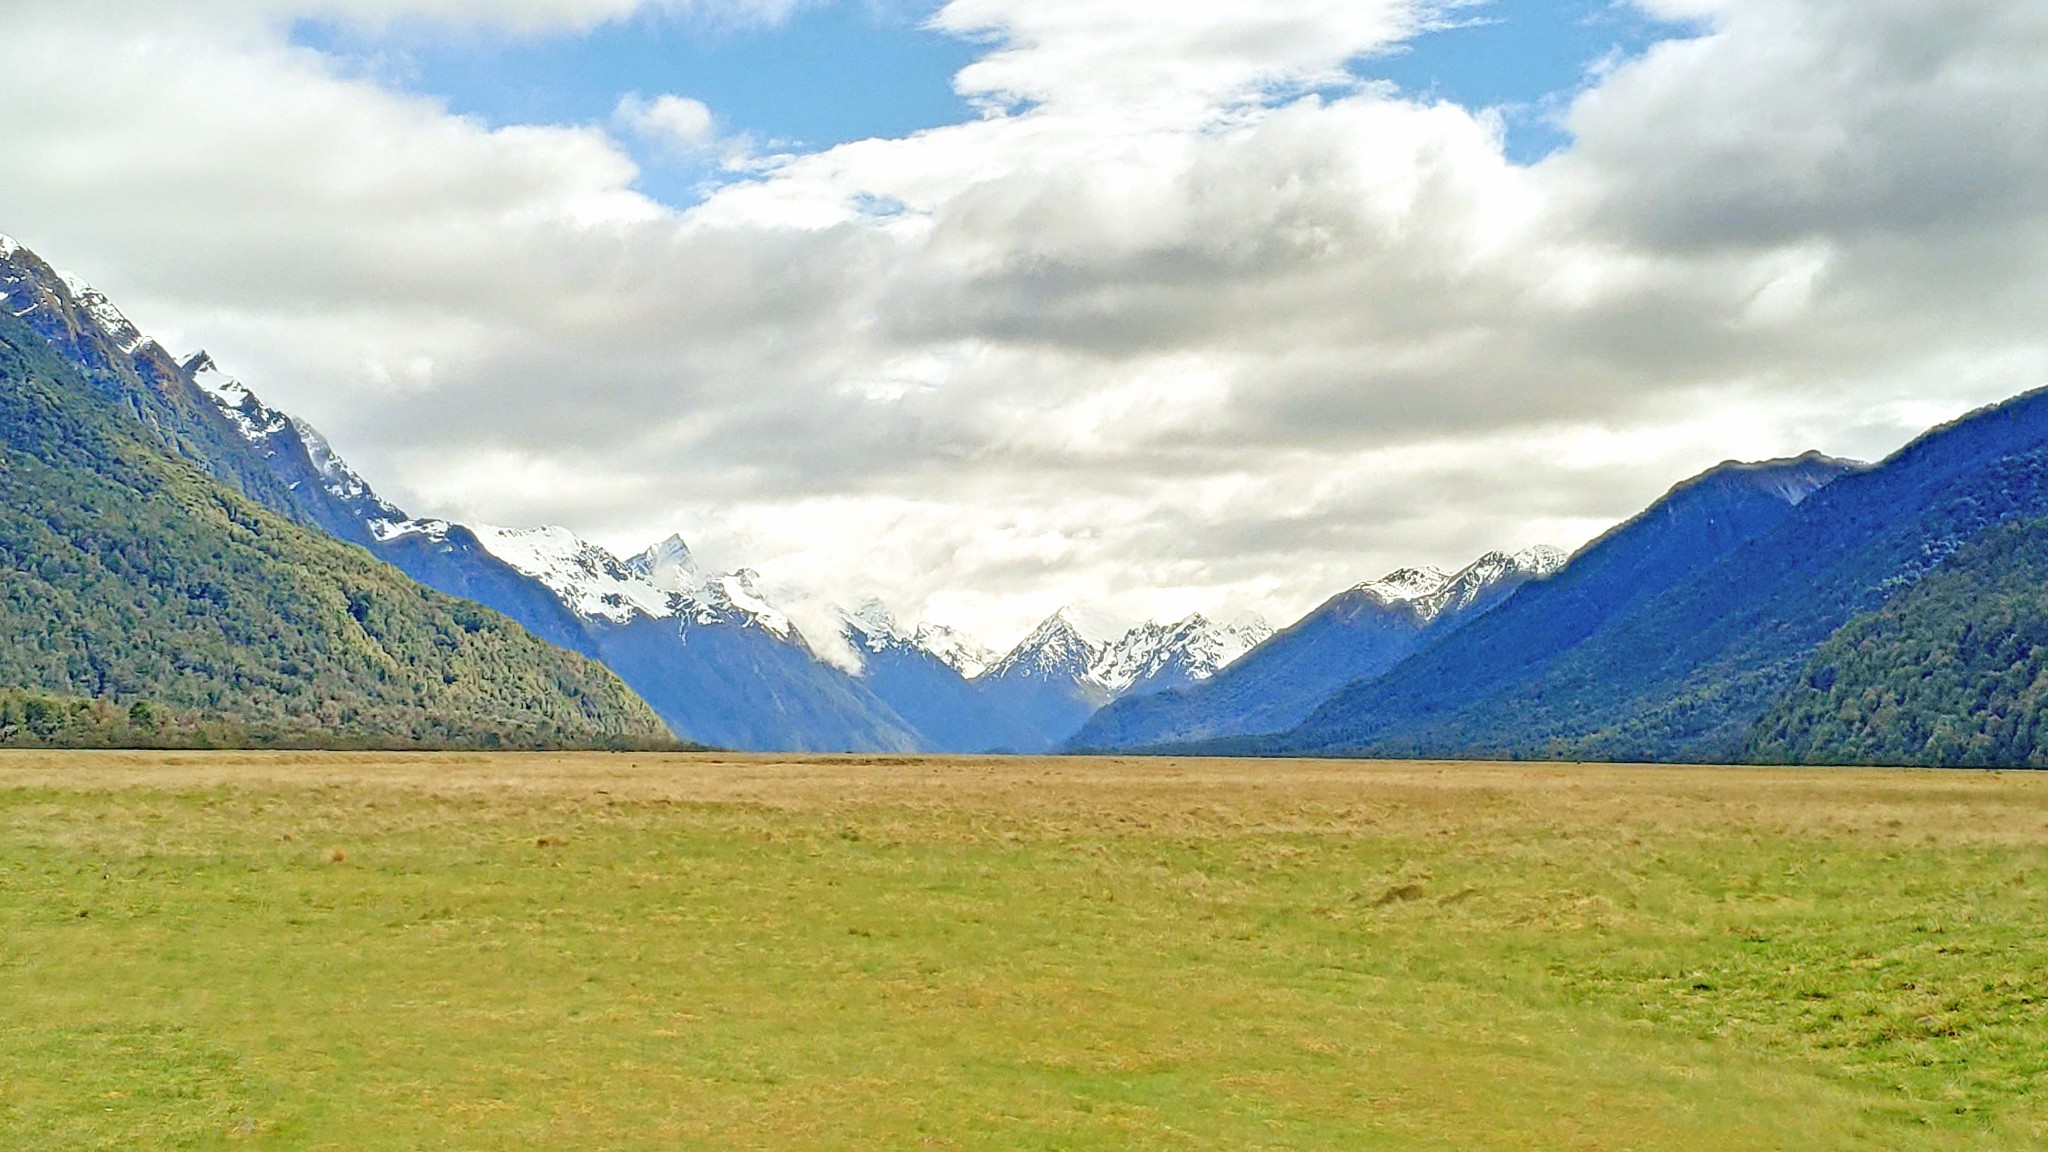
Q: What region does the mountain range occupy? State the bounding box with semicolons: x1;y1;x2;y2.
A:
1067;548;1566;751
1178;397;2048;767
0;237;667;748
5;236;1302;752
10;229;2048;766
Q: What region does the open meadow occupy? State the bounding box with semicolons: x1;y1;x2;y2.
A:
2;751;2045;1149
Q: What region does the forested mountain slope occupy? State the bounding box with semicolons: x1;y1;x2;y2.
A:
0;303;669;748
1750;516;2048;767
1273;392;2048;762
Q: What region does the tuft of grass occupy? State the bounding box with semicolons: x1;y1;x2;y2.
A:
1;750;2045;1150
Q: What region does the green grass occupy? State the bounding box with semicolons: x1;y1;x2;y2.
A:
2;752;2045;1149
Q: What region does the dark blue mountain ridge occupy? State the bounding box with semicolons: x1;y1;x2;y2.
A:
842;607;1044;753
1272;389;2048;761
970;610;1118;752
1065;548;1565;751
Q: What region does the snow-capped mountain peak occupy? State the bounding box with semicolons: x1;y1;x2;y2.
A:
1357;566;1452;604
844;599;913;650
987;606;1273;694
1089;612;1275;695
913;623;996;678
55;272;152;355
628;533;700;591
463;524;801;639
1411;546;1567;622
1050;605;1134;649
988;610;1104;681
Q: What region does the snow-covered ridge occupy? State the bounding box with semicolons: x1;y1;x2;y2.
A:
986;606;1273;693
188;353;292;444
1356;566;1451;604
1090;613;1274;694
459;523;801;639
914;624;996;679
841;600;998;677
1351;547;1565;622
184;351;410;524
0;234;19;260
370;517;453;544
1413;546;1566;620
57;273;153;355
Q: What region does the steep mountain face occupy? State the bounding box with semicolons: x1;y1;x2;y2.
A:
840;604;1040;754
0;236;936;753
0;240;321;522
424;525;930;753
1266;442;2004;760
1098;614;1275;698
967;608;1274;752
970;611;1123;753
1067;548;1564;751
0;293;668;747
1749;515;2048;767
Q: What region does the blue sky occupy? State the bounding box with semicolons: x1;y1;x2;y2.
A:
298;0;1693;204
1367;1;1692;161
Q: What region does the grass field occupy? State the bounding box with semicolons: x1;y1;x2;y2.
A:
2;751;2045;1149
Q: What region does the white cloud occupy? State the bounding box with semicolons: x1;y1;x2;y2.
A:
615;93;718;150
2;0;2046;645
933;0;1435;118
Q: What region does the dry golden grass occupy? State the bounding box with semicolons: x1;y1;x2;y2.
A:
2;751;2044;1149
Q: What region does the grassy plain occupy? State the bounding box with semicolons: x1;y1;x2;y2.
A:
1;751;2044;1150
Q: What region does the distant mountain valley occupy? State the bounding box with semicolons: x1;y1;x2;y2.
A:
9;230;2048;766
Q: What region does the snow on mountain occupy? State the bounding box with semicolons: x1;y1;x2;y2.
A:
449;523;813;642
187;353;288;443
292;413;400;517
1092;613;1275;695
986;608;1110;682
1345;548;1567;625
1356;566;1451;604
844;599;914;651
987;606;1273;694
462;525;669;625
369;516;454;544
914;624;996;679
714;569;799;638
55;273;152;354
1412;546;1568;621
184;350;413;528
627;534;697;589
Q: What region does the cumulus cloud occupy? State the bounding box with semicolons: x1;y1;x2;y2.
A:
615;93;719;150
2;0;2046;646
933;0;1437;118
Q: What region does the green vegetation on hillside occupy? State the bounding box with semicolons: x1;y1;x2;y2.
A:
0;309;670;748
1751;516;2048;766
0;691;229;749
2;753;2044;1150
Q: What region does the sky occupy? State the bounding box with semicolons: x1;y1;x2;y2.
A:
3;0;2046;649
